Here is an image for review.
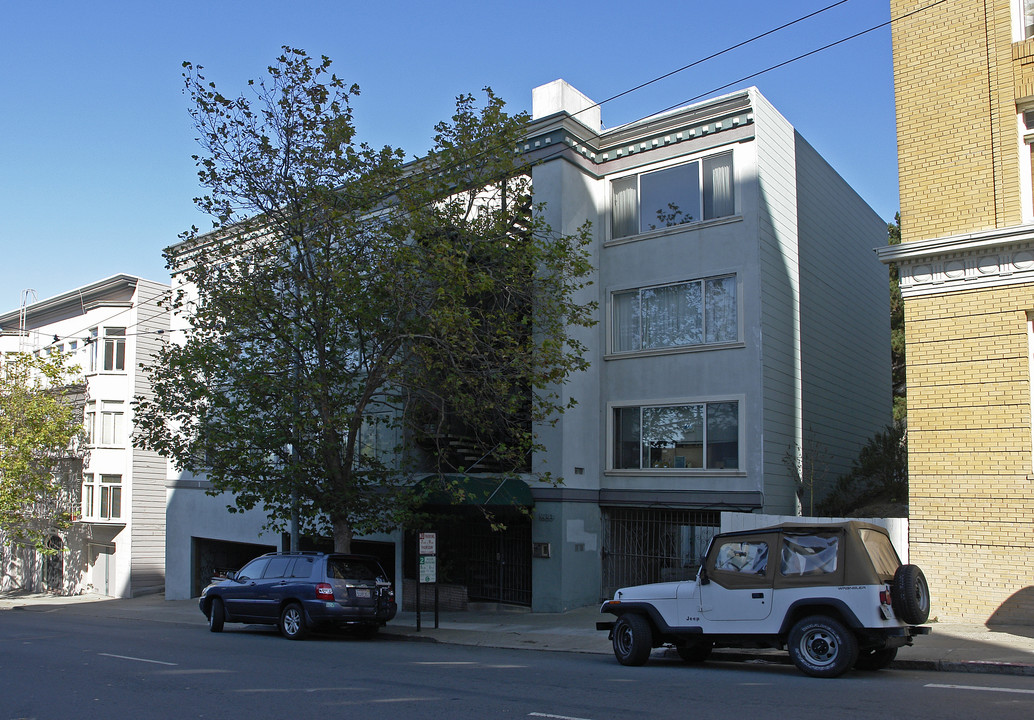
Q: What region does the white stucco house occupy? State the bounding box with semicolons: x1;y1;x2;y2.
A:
0;275;170;597
163;80;891;612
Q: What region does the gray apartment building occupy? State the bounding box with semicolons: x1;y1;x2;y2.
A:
164;81;891;612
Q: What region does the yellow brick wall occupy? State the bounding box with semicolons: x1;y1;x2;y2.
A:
905;285;1034;622
891;0;1025;242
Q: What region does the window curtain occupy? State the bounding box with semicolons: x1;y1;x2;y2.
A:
612;176;638;238
613;291;641;352
642;283;702;349
704;276;737;343
703;152;735;219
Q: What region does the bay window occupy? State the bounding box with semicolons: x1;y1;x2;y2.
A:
100;401;125;445
81;474;123;520
613;275;737;352
103;327;126;371
611;151;735;238
85;401;96;444
613;401;739;470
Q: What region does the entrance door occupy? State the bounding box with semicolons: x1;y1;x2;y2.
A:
90;544;115;596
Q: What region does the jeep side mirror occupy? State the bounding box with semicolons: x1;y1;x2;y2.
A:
699;566;710;586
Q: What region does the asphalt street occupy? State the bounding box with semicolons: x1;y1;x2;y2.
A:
2;606;1033;720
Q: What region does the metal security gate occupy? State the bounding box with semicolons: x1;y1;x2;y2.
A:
461;516;531;605
601;508;720;600
409;509;532;606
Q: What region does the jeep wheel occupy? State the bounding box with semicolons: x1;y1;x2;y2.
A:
279;603;308;641
855;647;897;671
892;564;930;624
788;615;858;678
676;641;713;664
612;614;653;666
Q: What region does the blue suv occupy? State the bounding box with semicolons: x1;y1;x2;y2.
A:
199;552;397;640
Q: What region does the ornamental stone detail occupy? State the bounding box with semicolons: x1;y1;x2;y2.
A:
878;226;1034;298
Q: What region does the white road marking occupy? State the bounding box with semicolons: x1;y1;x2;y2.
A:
233;687;366;693
529;713;596;720
98;653;177;666
926;683;1034;696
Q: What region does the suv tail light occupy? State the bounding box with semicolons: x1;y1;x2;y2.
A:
316;582;335;601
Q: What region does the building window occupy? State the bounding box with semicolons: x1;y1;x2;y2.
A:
102;475;122;520
100;401;125;445
357;412;398;470
611;152;735;239
1028;312;1034;472
87;328;99;371
85;401;96;445
613;400;739;470
613;275;737;353
1024;0;1034;39
82;474;122;520
103;328;126;371
82;474;94;520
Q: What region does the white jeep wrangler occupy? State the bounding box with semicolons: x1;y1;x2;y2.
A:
598;521;930;678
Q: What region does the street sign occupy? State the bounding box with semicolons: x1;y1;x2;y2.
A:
419;532;436;556
419;555;437;583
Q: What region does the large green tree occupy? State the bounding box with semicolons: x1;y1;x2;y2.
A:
134;48;594;551
0;352;86;552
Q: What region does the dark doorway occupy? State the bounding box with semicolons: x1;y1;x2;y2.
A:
43;535;64;592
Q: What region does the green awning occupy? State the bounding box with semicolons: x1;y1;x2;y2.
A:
414;474;534;507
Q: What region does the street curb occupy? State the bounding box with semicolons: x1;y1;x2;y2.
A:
688;649;1034;677
893;659;1034;677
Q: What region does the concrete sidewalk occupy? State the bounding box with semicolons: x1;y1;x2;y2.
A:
3;591;1033;676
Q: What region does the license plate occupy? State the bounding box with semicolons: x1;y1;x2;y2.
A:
354;588;371;599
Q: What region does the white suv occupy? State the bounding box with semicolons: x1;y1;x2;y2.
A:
598;521;930;678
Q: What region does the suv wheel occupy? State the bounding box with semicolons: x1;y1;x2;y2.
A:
892;565;930;624
855;646;897;671
612;614;653;666
208;598;224;633
788;615;858;678
279;603;308;640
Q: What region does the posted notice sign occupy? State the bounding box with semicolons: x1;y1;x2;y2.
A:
419;555;437;583
419;532;436;556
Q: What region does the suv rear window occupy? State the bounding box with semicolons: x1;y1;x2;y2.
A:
328;559;381;581
263;556;294;578
858;528;900;579
290;557;315;578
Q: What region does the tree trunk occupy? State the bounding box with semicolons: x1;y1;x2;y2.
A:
332;516;353;553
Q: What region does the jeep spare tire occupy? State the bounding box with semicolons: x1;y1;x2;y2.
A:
891;564;930;624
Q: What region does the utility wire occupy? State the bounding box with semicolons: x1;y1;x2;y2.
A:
28;0;950;352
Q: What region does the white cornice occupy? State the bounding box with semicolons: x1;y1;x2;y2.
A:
875;224;1034;297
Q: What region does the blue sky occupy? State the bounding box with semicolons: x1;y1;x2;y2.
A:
0;0;897;306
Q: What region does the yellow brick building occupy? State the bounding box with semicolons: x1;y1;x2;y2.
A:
879;0;1034;623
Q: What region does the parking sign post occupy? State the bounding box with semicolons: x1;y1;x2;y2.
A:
417;532;438;630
